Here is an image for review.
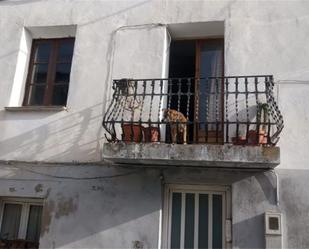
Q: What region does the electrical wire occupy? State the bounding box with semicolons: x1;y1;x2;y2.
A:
21;168;141;180
2;164;144;180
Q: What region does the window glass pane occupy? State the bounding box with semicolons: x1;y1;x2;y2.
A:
198;40;224;131
212;195;222;249
184;193;195;249
198;194;208;249
34;43;51;62
26;205;43;243
31;64;48;84
52;85;69;106
29;85;46;105
58;41;74;61
0;203;22;240
55;63;72;83
199;40;223;79
171;192;182;249
269;217;279;230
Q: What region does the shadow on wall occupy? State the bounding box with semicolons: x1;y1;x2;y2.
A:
231;170;278;249
0;164;281;247
1;165;161;248
0;103;104;162
0;0;43;6
0;0;157;162
163;167;277;248
233;213;265;249
278;169;309;248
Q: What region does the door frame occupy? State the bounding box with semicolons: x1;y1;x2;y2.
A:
162;184;231;249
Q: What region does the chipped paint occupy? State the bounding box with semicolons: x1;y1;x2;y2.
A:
9;187;16;192
55;195;78;219
92;185;104;191
35;184;43;193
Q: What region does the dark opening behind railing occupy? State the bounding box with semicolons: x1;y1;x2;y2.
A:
103;76;283;145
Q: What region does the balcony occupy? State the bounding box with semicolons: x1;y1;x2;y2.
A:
102;75;283;169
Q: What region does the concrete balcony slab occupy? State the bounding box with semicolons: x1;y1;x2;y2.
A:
102;143;280;169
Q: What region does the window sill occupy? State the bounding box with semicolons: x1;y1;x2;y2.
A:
4;106;67;112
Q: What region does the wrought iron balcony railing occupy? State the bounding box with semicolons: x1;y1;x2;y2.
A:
102;75;283;146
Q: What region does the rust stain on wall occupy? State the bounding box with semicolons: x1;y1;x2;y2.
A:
40;191;79;237
40;198;55;236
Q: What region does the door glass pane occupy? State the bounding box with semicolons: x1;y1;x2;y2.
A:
26;205;43;243
34;43;51;62
171;193;182;249
198;40;224;132
167;41;196;143
31;64;48;84
198;194;208;249
52;85;69;106
55;63;72;83
29;85;46;105
58;41;74;62
212;195;222;249
0;203;22;240
184;193;195;249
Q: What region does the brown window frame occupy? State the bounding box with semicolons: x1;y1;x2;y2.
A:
23;38;75;106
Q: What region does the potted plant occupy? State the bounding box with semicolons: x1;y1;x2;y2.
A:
143;126;160;142
232;131;247;145
232;103;269;146
119;79;144;143
247;102;269;145
118;79;160;143
256;102;269;144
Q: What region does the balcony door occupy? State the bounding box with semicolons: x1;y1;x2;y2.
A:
195;39;224;143
168;38;224;144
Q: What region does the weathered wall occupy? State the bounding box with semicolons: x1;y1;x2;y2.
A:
0;163;162;249
1;1;309;249
1;164;309;249
0;0;309;166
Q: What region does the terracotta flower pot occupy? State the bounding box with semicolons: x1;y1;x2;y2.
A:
247;130;258;145
143;127;160;142
122;124;143;143
247;129;268;145
232;136;247;145
258;129;268;144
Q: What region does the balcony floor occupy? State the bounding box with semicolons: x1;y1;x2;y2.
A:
102;143;280;169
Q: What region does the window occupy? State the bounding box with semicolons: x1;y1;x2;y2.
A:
0;198;43;246
165;185;230;249
23;38;75;106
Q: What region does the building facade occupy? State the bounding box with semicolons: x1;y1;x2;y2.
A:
0;0;309;248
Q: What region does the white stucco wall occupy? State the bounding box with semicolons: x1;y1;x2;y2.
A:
1;1;309;248
0;0;308;167
0;0;308;168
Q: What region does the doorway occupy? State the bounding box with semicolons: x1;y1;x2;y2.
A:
163;185;231;249
168;38;224;143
